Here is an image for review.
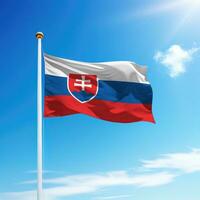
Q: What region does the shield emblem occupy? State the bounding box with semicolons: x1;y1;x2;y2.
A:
67;74;98;103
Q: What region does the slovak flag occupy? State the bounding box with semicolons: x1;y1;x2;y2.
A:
44;54;155;123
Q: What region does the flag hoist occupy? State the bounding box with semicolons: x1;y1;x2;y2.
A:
36;32;44;200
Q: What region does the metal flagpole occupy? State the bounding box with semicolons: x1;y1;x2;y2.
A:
36;32;44;200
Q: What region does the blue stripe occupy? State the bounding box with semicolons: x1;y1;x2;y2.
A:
45;75;153;104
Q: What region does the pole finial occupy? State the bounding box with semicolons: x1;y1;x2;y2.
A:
36;32;44;39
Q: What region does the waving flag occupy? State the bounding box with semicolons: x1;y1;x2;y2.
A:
44;54;155;123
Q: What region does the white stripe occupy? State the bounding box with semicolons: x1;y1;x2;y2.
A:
44;54;150;84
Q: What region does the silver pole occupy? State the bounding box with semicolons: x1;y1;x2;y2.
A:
36;32;44;200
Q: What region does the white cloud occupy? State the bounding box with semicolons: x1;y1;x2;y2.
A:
0;191;36;200
0;171;175;200
143;149;200;173
2;149;200;200
94;194;132;199
21;170;174;187
26;170;56;174
44;171;174;187
154;44;199;77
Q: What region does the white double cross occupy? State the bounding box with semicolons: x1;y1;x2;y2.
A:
74;75;92;91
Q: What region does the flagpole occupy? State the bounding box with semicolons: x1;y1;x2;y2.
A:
36;32;44;200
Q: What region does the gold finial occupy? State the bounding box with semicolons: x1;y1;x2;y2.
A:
36;32;44;39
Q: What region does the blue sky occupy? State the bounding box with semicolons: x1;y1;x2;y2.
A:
0;0;200;199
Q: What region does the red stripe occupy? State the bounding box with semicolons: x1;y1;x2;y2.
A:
44;96;155;123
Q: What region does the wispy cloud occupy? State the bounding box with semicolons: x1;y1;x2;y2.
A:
142;149;200;173
1;191;36;200
154;44;199;77
0;171;175;200
2;149;200;200
26;170;57;174
94;194;132;200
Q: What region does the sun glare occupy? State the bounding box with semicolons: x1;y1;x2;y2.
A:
184;0;200;9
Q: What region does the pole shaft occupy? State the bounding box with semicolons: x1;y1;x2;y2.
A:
37;36;43;200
